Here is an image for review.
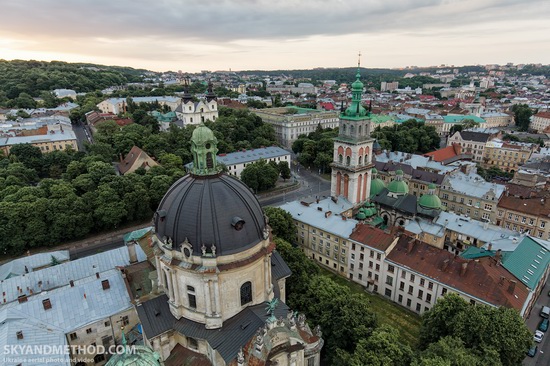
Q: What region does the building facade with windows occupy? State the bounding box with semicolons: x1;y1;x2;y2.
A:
497;196;550;240
530;111;550;133
439;169;505;223
254;107;339;149
482;140;535;172
446;130;497;163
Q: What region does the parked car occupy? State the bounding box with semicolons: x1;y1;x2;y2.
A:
526;344;538;357
534;330;544;343
539;318;549;332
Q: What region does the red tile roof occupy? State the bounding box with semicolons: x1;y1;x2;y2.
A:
165;344;212;366
424;143;463;162
498;195;550;217
349;224;396;252
534;112;550;119
386;236;529;311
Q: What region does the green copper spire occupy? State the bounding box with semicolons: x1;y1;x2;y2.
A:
191;123;221;176
344;52;367;118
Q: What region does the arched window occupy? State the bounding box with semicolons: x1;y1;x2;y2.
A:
358;125;362;135
364;154;368;164
346;156;351;166
358;156;362;165
187;286;196;309
338;154;343;164
240;281;252;306
350;125;355;135
206;152;213;168
342;125;347;134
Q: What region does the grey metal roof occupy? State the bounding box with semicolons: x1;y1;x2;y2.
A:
278;198;357;239
271;251;291;280
217;147;289;166
0;250;70;280
137;294;290;363
154;173;266;256
0;246;146;305
442;171;505;199
375;161;444;185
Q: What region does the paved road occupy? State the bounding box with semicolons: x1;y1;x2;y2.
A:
524;280;550;365
72;122;93;151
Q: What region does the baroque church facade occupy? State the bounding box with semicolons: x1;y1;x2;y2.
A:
137;125;323;365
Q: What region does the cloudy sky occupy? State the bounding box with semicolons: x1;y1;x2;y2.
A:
1;0;549;72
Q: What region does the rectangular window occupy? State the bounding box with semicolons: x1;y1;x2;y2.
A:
388;264;395;273
369;250;374;258
442;288;447;295
410;274;415;282
398;294;403;303
408;285;413;295
419;278;425;287
541;221;546;228
375;274;379;281
406;298;412;307
428;282;433;290
399;282;405;291
426;293;432;303
86;328;92;334
386;276;393;286
418;289;423;300
416;303;422;312
360;253;364;260
358;273;363;280
69;332;77;341
385;288;392;297
369;261;373;268
377;253;381;260
401;271;406;279
375;264;380;271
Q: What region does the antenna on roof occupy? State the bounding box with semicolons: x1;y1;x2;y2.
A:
358;51;362;69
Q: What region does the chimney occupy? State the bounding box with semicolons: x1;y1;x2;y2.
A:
460;262;468;276
96;272;100;279
495;249;502;265
499;276;505;285
101;279;110;290
488;243;493;251
507;280;517;294
127;240;138;264
325;211;332;218
483;220;489;230
69;280;74;287
18;295;28;303
42;298;52;310
407;239;415;254
442;259;450;271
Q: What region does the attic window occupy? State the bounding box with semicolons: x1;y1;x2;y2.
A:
17;295;28;303
16;331;24;340
231;216;245;231
101;280;110;290
42;298;52;310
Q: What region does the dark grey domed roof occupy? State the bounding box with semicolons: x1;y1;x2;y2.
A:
154;173;266;256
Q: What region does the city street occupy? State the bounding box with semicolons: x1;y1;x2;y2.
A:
524;280;550;366
72;121;93;151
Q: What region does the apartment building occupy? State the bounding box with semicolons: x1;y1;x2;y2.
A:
374;161;445;198
480;112;513;128
347;224;398;294
530;112;550;133
447;130;497;163
97;96;180;114
253;107;339;148
483;140;535;172
185;146;291;178
280;198;357;276
497;195;550;240
384;236;530;316
439;169;505;223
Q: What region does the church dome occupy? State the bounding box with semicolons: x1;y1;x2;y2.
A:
154;173;266;257
370;168;386;197
387;170;409;195
154;124;266;257
192;124;216;145
351;78;364;90
418;183;441;210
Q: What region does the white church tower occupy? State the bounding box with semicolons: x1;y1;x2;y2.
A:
331;56;375;206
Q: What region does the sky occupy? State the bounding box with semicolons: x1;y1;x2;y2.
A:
1;0;549;73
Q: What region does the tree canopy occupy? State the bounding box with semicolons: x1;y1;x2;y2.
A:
371;120;440;154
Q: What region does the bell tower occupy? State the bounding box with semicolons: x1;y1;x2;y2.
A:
330;53;375;206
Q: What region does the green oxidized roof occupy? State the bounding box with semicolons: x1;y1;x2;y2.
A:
370;168;386;197
106;331;162;366
418;192;442;210
356;208;367;220
502;236;550;290
418;183;441;209
387;177;409;195
442;115;485;124
192;123;216;144
191;123;221;176
342;68;368;119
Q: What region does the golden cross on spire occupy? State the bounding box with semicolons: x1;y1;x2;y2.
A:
358;51;362;68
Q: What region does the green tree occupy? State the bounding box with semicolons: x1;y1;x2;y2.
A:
264;207;295;243
346;325;413;366
240;159;279;192
511;104;533;131
278;161;291;181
